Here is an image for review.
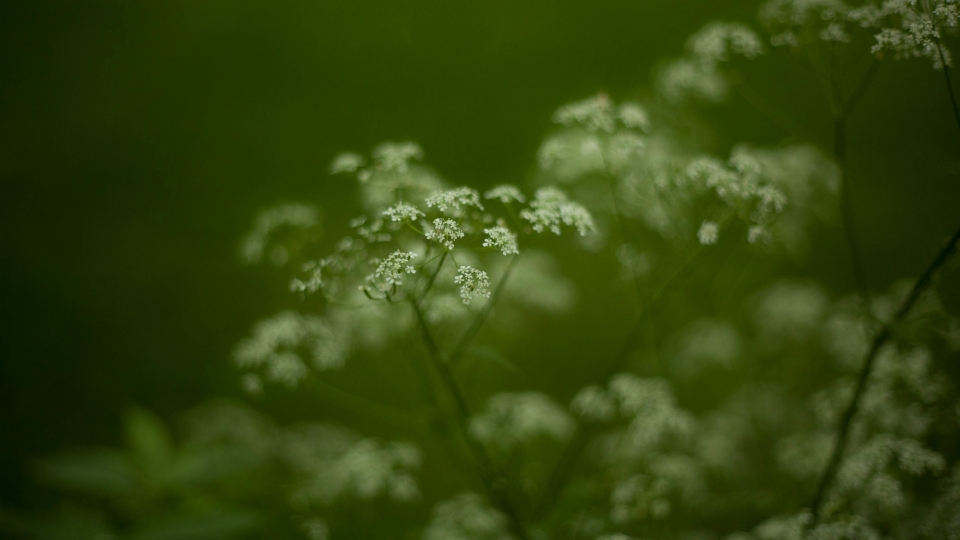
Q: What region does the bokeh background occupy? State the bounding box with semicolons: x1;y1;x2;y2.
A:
2;0;960;514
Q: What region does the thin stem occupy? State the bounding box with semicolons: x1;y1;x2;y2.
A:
834;115;870;301
834;59;882;302
809;223;960;524
418;251;448;300
809;43;960;527
937;42;960;135
601;166;645;298
536;244;706;518
840;60;881;118
409;299;531;540
449;254;520;368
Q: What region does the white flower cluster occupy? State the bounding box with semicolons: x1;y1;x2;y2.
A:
469;392;575;450
552;94;651;134
482;226;519;256
683;147;795;244
239;203;321;265
520;187;595;236
852;0;959;68
484;184;527;204
422;493;513;540
295;439;422;504
454;266;491;304
697;220;719;245
276;422;423;508
758;0;959;68
234;311;347;387
538;95;649;180
425;187;484;217
759;0;853;48
329;152;364;174
659;22;763;103
290;260;324;294
382;202;425;222
571;375;695;457
373;251;418;287
426;218;466;249
330;141;443;211
371;141;424;174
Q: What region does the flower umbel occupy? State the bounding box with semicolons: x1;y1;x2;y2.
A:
453;266;491;304
425;218;465;250
374;251;419;287
520;187;595;236
483;226;519;256
382;202;425;223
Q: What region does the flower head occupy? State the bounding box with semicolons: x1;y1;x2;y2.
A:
453;266;491;304
425;218;465;250
382;202;425;222
520;187;595;236
484;185;527;204
425;187;484;216
482;226;519;256
374;251;419;286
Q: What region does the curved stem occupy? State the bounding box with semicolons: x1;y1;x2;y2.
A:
410;299;530;540
535;244;706;518
834;115;870;301
418;251;448;300
809;223;960;524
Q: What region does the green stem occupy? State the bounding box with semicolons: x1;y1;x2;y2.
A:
410;299;531;540
811;41;960;526
809;222;960;524
535;244;707;518
418;251;448;300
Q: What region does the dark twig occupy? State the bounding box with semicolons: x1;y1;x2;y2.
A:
811;43;960;526
809;223;960;524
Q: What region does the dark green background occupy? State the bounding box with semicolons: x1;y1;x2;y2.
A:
2;0;959;506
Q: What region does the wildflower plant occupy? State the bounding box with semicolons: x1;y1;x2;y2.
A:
14;3;960;540
220;8;960;536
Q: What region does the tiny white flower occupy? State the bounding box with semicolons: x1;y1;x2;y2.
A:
698;220;719;245
330;152;364;174
375;251;419;285
382;202;425;222
482;226;519;256
483;184;527;204
618;102;651;131
425;187;484;216
425;218;465;250
748;225;768;244
453;266;491;304
372;141;423;173
520;187;595;236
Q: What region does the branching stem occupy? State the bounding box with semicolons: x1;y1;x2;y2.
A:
410;299;530;540
810;46;960;526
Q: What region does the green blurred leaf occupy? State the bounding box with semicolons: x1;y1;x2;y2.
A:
125;407;175;475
